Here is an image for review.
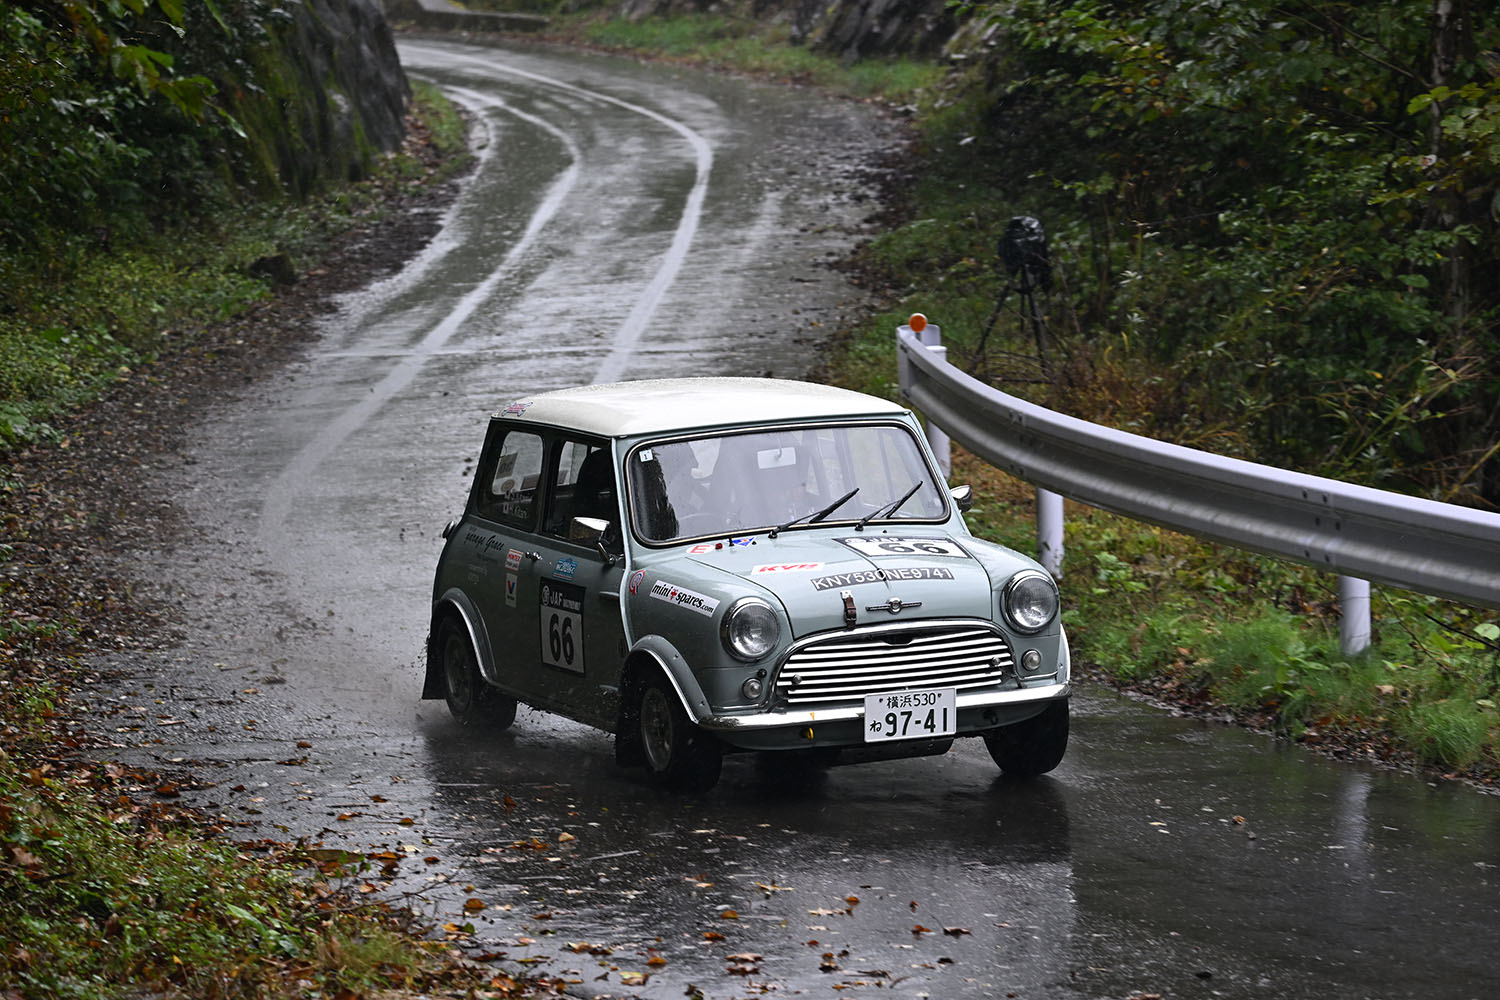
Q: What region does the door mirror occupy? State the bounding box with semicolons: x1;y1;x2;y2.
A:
570;516;609;544
571;516;623;564
950;484;973;513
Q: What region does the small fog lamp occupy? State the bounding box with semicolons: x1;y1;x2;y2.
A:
1021;649;1043;672
741;676;765;700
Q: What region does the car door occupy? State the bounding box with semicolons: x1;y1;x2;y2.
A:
519;436;627;725
457;421;548;701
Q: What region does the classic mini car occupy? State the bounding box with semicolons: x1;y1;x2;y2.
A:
424;378;1070;790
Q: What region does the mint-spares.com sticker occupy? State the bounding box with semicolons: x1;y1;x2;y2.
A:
648;580;719;617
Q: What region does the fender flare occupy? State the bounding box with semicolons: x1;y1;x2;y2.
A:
619;635;713;724
424;589;499;699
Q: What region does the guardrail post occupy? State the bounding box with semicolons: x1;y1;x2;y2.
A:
910;317;951;480
1037;488;1064;578
1339;576;1371;656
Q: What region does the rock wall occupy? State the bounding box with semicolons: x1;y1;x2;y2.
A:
612;0;957;60
230;0;411;198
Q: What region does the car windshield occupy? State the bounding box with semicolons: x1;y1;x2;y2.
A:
628;423;946;543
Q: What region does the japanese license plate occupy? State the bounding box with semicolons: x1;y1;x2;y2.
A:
863;688;957;743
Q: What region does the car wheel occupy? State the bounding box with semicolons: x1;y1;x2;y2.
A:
983;698;1068;777
438;618;517;730
636;674;722;792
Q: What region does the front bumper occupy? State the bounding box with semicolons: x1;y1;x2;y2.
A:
698;680;1070;751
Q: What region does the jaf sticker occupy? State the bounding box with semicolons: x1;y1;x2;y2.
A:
539;582;585;674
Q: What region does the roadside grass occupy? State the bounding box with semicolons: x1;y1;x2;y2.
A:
827;312;1500;779
0;80;471;451
527;9;945;101
0;742;453;998
0;82;518;998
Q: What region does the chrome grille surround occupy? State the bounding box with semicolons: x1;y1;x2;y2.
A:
773;619;1013;709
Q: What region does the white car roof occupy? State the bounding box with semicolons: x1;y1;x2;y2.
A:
496;377;909;438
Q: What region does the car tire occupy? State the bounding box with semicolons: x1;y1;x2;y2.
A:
437;618;517;730
636;674;722;792
983;698;1068;777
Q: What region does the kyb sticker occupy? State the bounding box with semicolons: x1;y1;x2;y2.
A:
752;562;824;574
836;536;969;559
810;566;955;591
649;580;720;617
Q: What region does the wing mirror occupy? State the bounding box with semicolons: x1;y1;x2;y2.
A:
950;484;973;513
571;516;624;564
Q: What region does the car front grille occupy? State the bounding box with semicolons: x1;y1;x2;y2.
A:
773;621;1013;708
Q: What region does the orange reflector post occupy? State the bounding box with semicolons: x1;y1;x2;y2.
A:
908;313;928;333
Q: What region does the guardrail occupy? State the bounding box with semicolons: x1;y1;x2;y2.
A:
896;320;1500;654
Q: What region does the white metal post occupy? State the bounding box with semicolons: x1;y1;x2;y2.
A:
1339;576;1371;656
1037;487;1064;578
916;321;951;480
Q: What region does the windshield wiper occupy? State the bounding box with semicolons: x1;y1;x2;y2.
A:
768;487;859;538
855;480;924;532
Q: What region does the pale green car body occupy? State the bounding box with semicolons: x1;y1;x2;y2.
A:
425;378;1070;790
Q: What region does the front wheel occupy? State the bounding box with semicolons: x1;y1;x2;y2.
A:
636;675;722;792
983;699;1068;777
437;618;517;730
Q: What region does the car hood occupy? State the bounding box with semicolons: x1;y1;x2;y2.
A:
685;530;995;637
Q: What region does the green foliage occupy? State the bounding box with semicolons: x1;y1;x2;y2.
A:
0;80;460;450
919;0;1500;502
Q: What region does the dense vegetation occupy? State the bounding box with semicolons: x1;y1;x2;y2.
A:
825;0;1500;775
0;0;408;445
891;0;1500;506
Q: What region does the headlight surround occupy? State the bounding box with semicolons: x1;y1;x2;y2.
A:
721;598;781;661
1003;570;1058;634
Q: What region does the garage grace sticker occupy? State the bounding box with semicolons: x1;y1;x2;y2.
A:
539;581;585;674
810;566;955;591
649;580;719;617
836;536;969;559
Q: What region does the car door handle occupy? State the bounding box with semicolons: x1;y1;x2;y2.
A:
524;551;542;562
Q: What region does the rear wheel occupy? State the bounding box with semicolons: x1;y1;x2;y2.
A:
636;674;722;792
437;618;517;730
983;699;1068;777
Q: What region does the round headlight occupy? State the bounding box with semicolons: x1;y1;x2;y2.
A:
721;598;781;661
1004;570;1058;633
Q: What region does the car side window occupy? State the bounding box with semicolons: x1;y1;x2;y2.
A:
544;439;617;539
476;430;544;528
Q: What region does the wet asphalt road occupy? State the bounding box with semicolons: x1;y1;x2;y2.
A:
82;37;1500;1000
